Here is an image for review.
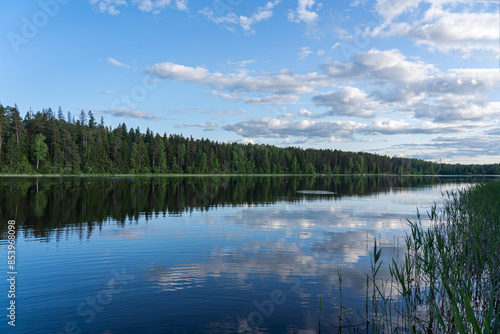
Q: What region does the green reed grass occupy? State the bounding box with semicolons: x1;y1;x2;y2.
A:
332;182;500;333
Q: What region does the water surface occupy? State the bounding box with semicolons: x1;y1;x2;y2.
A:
0;175;495;333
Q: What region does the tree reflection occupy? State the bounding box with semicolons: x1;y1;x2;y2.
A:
0;175;486;240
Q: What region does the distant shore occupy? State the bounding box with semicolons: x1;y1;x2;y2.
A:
0;173;498;178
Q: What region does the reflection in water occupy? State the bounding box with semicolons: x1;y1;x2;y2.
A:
0;175;496;333
0;175;482;239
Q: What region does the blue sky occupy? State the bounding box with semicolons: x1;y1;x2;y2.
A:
1;0;499;163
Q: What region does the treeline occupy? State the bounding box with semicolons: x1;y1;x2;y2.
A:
0;104;499;175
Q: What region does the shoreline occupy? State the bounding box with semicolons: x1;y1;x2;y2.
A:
0;173;499;178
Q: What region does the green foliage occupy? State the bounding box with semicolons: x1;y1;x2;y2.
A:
0;103;499;175
31;133;49;171
334;182;500;333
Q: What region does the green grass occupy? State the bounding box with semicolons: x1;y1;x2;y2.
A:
332;182;500;333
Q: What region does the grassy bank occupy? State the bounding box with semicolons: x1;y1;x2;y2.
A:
335;182;500;333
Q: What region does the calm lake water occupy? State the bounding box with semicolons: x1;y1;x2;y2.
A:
0;175;497;333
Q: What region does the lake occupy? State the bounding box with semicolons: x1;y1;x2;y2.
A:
0;175;496;333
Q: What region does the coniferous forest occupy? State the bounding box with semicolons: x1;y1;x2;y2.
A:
0;104;499;175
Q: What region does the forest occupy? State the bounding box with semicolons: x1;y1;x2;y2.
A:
0;104;499;175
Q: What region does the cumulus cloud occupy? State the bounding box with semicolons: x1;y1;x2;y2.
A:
411;94;499;122
323;48;434;83
374;0;423;23
288;0;320;24
224;117;366;141
147;62;330;95
366;118;468;135
371;0;499;54
229;138;259;145
100;108;164;120
223;115;470;143
216;46;500;146
299;108;324;118
322;49;500;122
200;1;281;34
394;70;500;122
381;134;500;164
146;49;500;124
313;86;385;118
144;47;500;130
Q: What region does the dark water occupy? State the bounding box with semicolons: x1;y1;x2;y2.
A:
0;175;496;333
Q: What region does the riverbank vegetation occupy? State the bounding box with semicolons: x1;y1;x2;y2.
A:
1;104;499;175
335;182;500;333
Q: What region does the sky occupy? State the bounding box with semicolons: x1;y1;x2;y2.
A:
1;0;499;164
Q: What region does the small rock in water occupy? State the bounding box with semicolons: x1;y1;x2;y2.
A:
297;190;335;195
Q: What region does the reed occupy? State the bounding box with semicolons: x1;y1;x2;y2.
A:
332;182;500;333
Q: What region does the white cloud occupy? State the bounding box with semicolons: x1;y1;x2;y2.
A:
174;0;187;11
239;0;281;33
243;95;300;106
374;0;422;23
185;121;219;131
100;108;164;120
145;48;500;128
200;1;281;34
288;0;320;24
371;1;499;54
323;48;434;83
89;0;187;14
89;0;127;15
107;57;131;69
298;110;311;118
147;62;330;95
298;47;313;60
313;86;385;118
202;108;250;115
224;117;366;140
322;49;500;123
223;114;473;144
147;50;500;125
381;133;500;164
239;138;257;145
210;91;300;106
366;118;467;135
227;60;256;67
392;69;500;122
411;94;500;122
148;62;211;82
278;113;294;120
198;8;238;24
